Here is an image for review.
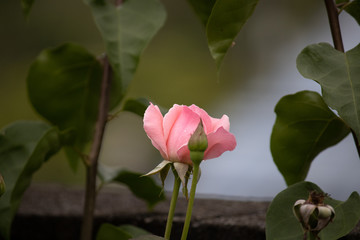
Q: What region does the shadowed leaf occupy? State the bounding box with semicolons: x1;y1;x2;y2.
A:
266;181;360;240
206;0;258;70
0;121;62;240
98;165;165;209
84;0;166;108
27;43;103;170
271;91;350;186
122;98;150;117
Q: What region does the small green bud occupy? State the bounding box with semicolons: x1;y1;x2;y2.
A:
188;121;208;165
188;121;208;152
0;174;5;197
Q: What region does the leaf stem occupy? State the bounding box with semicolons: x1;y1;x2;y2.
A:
324;0;360;158
80;56;112;240
180;163;200;240
164;167;181;239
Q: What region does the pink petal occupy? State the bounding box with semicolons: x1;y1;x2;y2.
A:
143;103;168;159
163;104;182;141
176;145;193;165
166;106;200;161
204;127;237;160
210;115;230;132
188;104;213;133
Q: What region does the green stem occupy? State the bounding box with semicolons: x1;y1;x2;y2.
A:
180;163;200;240
164;167;181;240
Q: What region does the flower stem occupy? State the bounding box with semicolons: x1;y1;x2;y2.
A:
164;167;181;240
180;163;200;240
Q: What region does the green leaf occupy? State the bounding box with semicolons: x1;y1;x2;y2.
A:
21;0;35;17
27;43;103;170
187;0;216;26
96;223;132;240
297;43;360;141
0;174;5;198
117;225;150;238
266;181;360;240
338;0;360;25
84;0;167;108
206;0;259;69
0;121;62;240
97;224;163;240
98;165;165;209
271;91;350;186
122;98;149;117
132;235;165;240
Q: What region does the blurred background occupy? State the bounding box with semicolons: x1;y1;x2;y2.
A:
1;0;360;200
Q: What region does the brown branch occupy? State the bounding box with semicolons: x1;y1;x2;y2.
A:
324;0;360;158
80;56;112;240
324;0;344;52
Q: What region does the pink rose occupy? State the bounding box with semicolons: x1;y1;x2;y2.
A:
143;103;237;165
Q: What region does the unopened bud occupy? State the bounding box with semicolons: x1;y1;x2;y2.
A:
0;174;5;197
188;121;208;165
293;191;335;237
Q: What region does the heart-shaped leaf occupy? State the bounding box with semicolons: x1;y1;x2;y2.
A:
206;0;258;69
297;43;360;141
266;181;360;240
84;0;167;108
98;165;165;209
271;91;350;185
27;43;103;170
0;121;62;240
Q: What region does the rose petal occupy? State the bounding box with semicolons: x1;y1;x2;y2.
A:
188;104;213;133
143;103;168;159
163;104;182;141
211;114;230;132
204;127;237;160
166;106;200;161
176;144;192;165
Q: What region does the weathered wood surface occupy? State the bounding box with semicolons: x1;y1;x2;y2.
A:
12;184;360;240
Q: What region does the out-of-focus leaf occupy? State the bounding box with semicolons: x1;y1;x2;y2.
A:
0;174;5;197
98;165;165;209
97;224;163;240
21;0;35;17
206;0;258;70
266;181;360;240
271;91;350;186
297;43;360;141
132;235;165;240
0;121;62;240
187;0;216;26
337;0;360;25
118;225;150;238
84;0;166;108
96;223;132;240
122;98;149;117
27;43;103;170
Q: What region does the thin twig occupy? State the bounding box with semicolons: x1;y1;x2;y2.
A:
324;0;360;158
324;0;344;52
80;56;112;240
